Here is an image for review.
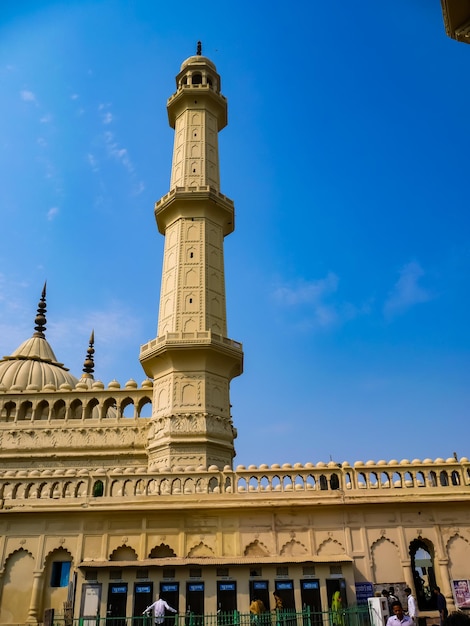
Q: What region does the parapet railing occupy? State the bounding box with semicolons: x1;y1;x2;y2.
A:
0;457;468;504
54;608;370;626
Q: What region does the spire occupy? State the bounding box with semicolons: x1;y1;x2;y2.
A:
196;40;202;56
82;330;95;378
33;282;47;338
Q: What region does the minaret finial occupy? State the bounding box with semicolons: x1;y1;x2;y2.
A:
196;41;202;56
82;330;95;378
33;281;47;338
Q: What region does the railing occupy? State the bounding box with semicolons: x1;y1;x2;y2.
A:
56;607;370;626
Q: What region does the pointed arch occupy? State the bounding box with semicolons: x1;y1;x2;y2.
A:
149;544;176;558
244;540;269;557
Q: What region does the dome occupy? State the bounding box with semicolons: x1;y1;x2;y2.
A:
0;285;79;391
180;55;216;73
0;335;78;391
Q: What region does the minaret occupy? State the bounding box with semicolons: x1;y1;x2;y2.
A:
140;44;243;471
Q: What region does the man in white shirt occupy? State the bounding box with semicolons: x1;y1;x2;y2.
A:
386;602;413;626
144;595;177;625
405;587;418;624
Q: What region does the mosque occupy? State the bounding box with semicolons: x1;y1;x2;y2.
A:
0;46;469;626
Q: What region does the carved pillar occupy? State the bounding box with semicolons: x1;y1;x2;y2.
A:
27;570;44;623
437;558;453;606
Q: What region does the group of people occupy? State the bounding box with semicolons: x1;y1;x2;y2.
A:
383;586;450;626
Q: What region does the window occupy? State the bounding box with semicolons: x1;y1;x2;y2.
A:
250;568;262;577
189;568;202;578
110;569;122;580
303;566;316;576
85;569;98;581
276;566;288;577
162;568;175;579
93;480;104;497
51;561;71;587
329;565;342;575
217;568;229;577
136;569;149;579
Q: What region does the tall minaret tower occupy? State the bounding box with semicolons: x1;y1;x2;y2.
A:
140;44;243;471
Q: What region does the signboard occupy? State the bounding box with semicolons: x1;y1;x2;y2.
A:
219;583;236;591
136;585;152;594
302;581;319;590
276;582;293;590
452;580;470;608
188;584;204;592
162;584;178;593
253;582;268;590
111;586;127;594
355;583;374;606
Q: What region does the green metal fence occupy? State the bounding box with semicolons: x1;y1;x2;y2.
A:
64;607;370;626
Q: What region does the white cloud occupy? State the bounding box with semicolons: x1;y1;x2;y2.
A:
383;261;433;318
102;112;113;124
87;153;99;172
47;207;59;221
70;93;79;100
20;89;37;103
104;130;134;173
40;113;52;123
273;272;341;329
274;272;339;306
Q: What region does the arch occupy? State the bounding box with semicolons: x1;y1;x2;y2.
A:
110;480;123;497
34;399;49;420
319;474;328;490
134;479;145;496
84;398;99;419
62;482;73;498
69;399;83;420
371;537;401;584
428;471;437;487
447;534;470;580
191;73;202;85
330;473;340;490
102;398;117;419
451;470;460;486
187;542;214;557
392;472;402;487
357;473;367;488
181;384;196;406
137;397;152;418
17;401;33;420
75;481;87;497
121;397;135;418
208;477;219;493
183;478;195;494
43;547;73;610
0;400;16;421
0;549;34;624
244;540;269;557
171;478;182;494
282;475;293;491
381;472;391;488
149;544;176;558
404;471;414;487
52;399;66;420
110;545;138;561
280;539;308;556
306;474;316;490
416;471;425;487
409;538;437;611
92;480;104;497
439;471;449;486
317;537;345;556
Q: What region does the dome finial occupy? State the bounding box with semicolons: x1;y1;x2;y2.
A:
82;330;95;378
196;41;202;56
33;281;47;338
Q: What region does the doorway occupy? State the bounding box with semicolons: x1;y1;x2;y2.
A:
160;582;179;624
107;583;128;626
134;583;153;626
250;580;270;613
300;580;322;626
186;582;204;626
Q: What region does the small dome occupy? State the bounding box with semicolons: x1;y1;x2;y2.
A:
125;379;138;389
180;55;216;73
107;380;120;389
0;335;79;392
141;379;153;389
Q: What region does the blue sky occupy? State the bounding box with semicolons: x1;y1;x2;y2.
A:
0;1;469;467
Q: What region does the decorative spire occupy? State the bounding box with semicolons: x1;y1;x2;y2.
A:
82;330;95;378
196;41;202;56
33;282;47;338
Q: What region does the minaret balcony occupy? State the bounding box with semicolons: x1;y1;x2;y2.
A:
167;85;227;130
139;330;243;381
154;186;235;235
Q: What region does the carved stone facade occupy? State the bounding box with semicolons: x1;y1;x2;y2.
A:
0;47;469;626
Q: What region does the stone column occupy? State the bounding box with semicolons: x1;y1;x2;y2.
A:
27;570;44;623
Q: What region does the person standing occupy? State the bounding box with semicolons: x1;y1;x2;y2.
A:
434;587;448;626
404;587;418;624
386;602;413;626
144;595;177;625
